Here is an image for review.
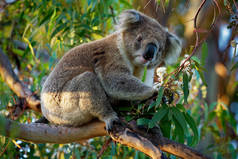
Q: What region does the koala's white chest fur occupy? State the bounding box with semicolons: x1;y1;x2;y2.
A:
117;32;155;87
134;68;155;87
144;69;154;87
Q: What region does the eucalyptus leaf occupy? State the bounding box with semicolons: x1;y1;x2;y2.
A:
147;102;156;111
172;107;188;134
191;56;201;65
137;118;150;126
149;107;168;128
159;120;171;138
155;86;164;106
183;73;189;104
184;112;199;145
231;62;238;71
176;104;186;112
197;69;207;86
173;117;185;143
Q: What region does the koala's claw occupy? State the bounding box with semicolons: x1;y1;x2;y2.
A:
105;117;122;134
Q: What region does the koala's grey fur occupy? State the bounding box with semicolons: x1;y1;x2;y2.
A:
41;10;182;130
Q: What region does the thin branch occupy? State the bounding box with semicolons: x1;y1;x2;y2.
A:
181;0;207;67
212;0;220;14
194;0;207;28
109;6;116;24
144;0;153;9
97;138;112;159
170;0;218;77
174;31;199;76
232;0;238;12
0;140;10;157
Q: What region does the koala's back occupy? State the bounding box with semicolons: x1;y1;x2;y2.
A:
42;33;118;92
40;33;120;126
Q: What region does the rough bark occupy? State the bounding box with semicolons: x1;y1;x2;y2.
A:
0;115;211;159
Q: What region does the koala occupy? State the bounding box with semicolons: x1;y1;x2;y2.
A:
41;10;182;131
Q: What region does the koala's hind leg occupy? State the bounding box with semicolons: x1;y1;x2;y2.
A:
61;71;119;131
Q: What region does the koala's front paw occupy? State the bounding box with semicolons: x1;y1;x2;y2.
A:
102;114;121;133
153;83;161;91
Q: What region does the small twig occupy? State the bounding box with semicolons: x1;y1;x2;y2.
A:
97;138;112;159
0;141;10;157
144;0;153;9
232;0;238;12
174;31;199;76
170;0;217;77
109;6;116;24
212;0;221;14
194;0;207;28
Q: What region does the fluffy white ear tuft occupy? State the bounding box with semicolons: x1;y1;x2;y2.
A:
164;33;182;65
116;9;141;29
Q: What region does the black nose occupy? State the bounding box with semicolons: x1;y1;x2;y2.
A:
143;43;157;61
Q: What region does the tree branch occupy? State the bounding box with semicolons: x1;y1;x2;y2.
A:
109;124;162;159
161;138;210;159
0;48;41;112
0;115;211;159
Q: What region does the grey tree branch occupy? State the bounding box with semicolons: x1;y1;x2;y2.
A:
0;48;41;112
0;115;211;159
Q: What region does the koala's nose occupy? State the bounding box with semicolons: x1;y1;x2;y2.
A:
143;43;157;61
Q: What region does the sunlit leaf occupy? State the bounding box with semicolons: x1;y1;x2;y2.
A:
51;24;68;38
142;66;147;82
191;56;201;65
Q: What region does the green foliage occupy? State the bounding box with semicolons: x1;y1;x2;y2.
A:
0;0;237;159
136;101;199;146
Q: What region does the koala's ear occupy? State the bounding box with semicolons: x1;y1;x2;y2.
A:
116;9;141;29
164;33;182;65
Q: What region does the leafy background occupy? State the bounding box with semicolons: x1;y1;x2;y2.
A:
0;0;237;159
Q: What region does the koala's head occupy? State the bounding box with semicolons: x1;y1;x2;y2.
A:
117;10;182;68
